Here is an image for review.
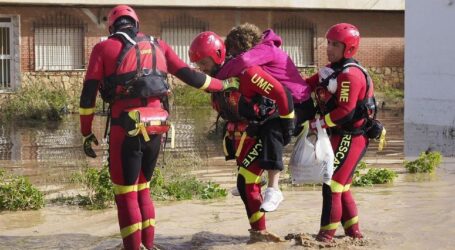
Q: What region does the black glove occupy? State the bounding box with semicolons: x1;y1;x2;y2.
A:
83;133;99;158
280;118;295;146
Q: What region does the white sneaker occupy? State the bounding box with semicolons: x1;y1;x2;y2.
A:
260;187;283;212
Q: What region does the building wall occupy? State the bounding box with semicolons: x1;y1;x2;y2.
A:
0;5;404;89
405;0;455;157
0;0;406;10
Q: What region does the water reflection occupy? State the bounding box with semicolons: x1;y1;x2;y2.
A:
0;107;404;187
0;119;85;162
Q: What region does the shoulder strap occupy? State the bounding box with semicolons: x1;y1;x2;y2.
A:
110;32;137;70
150;37;167;77
340;62;371;100
149;36;157;75
340;62;377;119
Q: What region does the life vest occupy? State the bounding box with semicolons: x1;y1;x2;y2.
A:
318;59;377;123
318;59;385;143
100;32;170;103
101;32;173;144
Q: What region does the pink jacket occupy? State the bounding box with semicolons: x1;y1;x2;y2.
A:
217;29;311;103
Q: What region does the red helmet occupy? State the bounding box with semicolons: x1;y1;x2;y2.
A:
107;5;139;29
326;23;360;58
189;32;226;65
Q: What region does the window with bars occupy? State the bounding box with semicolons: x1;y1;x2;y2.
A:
0;17;12;90
274;17;316;67
0;18;11;89
34;14;85;71
161;14;208;65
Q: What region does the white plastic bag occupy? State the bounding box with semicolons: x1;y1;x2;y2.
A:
289;120;334;185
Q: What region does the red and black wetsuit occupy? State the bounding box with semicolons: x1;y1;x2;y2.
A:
79;31;223;250
216;65;294;231
307;59;374;239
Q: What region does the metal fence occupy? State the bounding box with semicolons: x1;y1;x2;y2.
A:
0;17;11;90
161;14;208;65
274;17;316;67
33;13;86;71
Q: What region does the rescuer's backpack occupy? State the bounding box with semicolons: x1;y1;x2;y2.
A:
100;32;169;103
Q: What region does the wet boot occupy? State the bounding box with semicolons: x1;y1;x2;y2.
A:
315;229;336;242
248;229;285;244
345;226;363;239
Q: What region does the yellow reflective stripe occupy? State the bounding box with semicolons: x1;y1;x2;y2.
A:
321;221;339;230
330;180;344;193
138;182;150;191
343;184;351;192
222;133;229;156
142;218;156;230
199;75;212;90
279;110;295;119
113;184;138;195
114;182;150;195
120;222;141;238
238;167;261;184
378;127;387;151
249;211;264;224
79;107;95;115
235;132;247;157
324;113;336;127
138;123;150;142
343;216;359;229
128;110;140;121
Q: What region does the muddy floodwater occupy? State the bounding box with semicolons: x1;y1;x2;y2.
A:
1;107;454;249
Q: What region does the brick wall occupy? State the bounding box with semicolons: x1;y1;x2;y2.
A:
0;5;404;90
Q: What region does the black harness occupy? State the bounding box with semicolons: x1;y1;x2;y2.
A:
319;59;377;135
100;32;169;103
101;32;170;138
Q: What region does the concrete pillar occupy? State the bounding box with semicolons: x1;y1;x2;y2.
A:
405;0;455;157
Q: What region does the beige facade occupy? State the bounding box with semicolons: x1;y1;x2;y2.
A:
0;3;404;92
0;0;405;10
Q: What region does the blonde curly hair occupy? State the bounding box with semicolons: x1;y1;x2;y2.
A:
225;23;262;56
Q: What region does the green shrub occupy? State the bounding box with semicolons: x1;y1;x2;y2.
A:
368;70;404;100
0;170;45;211
1;85;68;121
199;181;228;199
353;161;397;187
405;151;442;173
171;85;211;107
58;152;227;209
70;164;114;210
150;168;227;201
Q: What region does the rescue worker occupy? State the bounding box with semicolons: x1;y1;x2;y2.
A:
189;31;294;243
79;5;232;250
306;23;378;242
219;23;315;212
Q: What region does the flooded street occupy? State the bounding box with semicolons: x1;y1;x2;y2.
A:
1;159;454;249
1;107;453;249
